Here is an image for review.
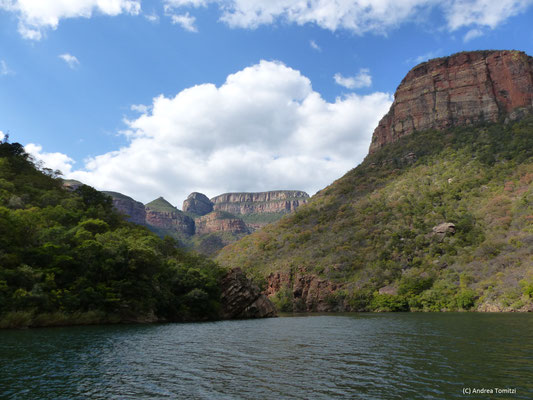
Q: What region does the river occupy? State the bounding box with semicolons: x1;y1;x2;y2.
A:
1;313;532;399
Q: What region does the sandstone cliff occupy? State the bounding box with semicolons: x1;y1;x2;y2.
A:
369;50;533;153
194;211;249;235
182;192;213;216
145;197;195;236
102;191;146;225
211;190;309;215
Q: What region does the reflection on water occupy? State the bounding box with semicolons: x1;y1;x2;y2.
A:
1;313;532;399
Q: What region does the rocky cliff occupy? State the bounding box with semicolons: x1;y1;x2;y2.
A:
182;192;213;216
211;190;309;215
369;50;533;153
145;197;195;236
220;268;277;319
102;191;146;225
195;211;249;235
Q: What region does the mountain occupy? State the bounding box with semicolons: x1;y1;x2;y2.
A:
370;50;533;152
104;189;309;255
0;140;276;328
217;50;533;313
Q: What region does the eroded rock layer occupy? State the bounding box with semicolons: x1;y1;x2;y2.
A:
195;211;249;235
369;50;533;153
220;268;277;319
211;190;309;215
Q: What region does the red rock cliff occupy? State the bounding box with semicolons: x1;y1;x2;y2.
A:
369;50;533;153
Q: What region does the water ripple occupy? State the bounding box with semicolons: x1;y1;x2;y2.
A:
1;313;532;399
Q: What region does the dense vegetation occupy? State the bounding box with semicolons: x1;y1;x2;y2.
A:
0;139;225;328
218;118;533;312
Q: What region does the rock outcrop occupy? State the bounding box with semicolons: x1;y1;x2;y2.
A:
369;50;533;153
145;197;195;236
102;191;146;225
220;268;277;319
182;192;213;216
211;190;309;215
267;271;342;312
195;211;249;235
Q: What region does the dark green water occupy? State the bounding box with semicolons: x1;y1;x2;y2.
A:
1;313;532;399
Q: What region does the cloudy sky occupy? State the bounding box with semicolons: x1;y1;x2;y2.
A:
1;0;533;206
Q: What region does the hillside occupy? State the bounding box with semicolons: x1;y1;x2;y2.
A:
0;139;272;327
217;51;533;313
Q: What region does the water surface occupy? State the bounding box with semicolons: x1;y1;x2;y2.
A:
1;313;532;399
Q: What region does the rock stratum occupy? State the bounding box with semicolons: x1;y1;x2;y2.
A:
211;190;309;215
369;50;533;153
100;189;308;255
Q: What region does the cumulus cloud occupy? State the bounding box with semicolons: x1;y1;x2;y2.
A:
24;143;75;175
334;69;372;90
0;0;141;40
59;53;80;69
59;61;392;205
164;0;533;34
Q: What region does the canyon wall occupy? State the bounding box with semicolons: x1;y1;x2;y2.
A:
369;50;533;153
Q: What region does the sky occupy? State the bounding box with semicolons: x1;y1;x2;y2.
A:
1;0;533;207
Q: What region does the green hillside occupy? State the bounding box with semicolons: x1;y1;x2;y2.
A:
0;139;225;328
145;197;179;213
217;118;533;312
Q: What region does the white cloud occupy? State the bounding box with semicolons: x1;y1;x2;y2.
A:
334;69;372;90
131;104;149;113
0;60;13;76
463;28;484;42
169;12;198;32
445;0;533;30
0;130;4;141
59;53;80;69
62;61;391;205
0;0;141;40
163;0;533;34
309;40;321;51
145;13;159;23
24;143;75;175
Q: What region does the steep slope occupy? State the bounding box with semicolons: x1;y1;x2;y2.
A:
217;51;533;313
145;197;195;237
102;191;146;225
370;50;533;153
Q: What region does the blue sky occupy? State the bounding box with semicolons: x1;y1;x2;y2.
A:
1;0;533;205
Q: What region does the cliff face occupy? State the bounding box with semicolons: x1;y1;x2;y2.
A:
369;50;533;153
145;197;195;236
102;191;146;225
211;190;309;215
182;192;213;216
220;268;277;319
195;211;249;235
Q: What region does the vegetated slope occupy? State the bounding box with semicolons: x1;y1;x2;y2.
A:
0;140;226;328
217;118;533;312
